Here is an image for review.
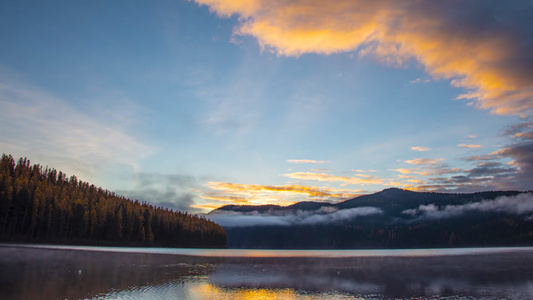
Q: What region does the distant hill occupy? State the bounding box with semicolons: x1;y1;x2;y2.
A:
209;188;533;249
211;188;525;216
0;154;226;248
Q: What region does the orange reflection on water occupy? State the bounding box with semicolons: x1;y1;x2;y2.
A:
189;282;307;300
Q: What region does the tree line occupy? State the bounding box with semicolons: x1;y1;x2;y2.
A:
0;154;226;248
225;214;533;249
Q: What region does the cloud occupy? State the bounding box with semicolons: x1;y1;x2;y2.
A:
391;168;413;175
410;158;519;192
194;0;533;116
499;141;533;189
515;132;533;140
118;173;202;212
311;168;332;173
465;135;477;139
503;122;533;136
409;78;431;84
403;193;533;219
287;159;329;164
461;154;497;162
410;146;431;152
458;144;482;149
199;181;363;210
207;206;382;227
283;172;385;186
465;162;515;178
398;158;462;179
405;158;444;165
206;181;361;198
0;80;152;182
200;195;251;204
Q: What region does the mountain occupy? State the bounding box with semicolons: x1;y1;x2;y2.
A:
210;188;525;216
209;188;533;249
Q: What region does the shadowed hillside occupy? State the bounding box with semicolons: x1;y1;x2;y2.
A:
209;188;533;249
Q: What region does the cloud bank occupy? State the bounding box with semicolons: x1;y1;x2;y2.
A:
403;193;533;219
194;0;533;116
208;206;382;227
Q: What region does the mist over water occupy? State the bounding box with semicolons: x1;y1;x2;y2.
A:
1;245;533;299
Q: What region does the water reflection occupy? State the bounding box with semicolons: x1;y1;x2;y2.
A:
0;245;532;299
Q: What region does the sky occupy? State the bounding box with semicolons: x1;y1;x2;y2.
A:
1;0;532;213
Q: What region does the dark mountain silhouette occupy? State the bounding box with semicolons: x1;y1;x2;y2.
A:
209;188;533;249
286;201;334;211
211;188;524;216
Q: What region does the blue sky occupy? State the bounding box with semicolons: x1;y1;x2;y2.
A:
1;0;532;212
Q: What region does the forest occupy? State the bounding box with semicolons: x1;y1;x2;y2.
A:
0;154;226;248
224;214;533;249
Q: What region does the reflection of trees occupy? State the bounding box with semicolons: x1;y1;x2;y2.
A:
0;247;218;299
208;254;533;299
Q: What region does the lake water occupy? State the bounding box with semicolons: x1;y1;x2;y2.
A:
1;244;533;299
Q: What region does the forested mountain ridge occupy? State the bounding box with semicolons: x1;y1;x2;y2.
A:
209;188;533;249
0;154;226;248
211;188;525;215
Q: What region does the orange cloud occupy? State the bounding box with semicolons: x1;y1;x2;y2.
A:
391;168;412;174
411;146;431;152
200;195;251;204
397;174;415;179
515;132;533;140
190;204;223;211
204;181;362;204
458;144;482;149
193;0;533;115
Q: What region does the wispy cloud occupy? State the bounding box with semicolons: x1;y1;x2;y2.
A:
0;80;152;183
118;173;203;212
405;158;444;165
409;78;431;84
283;172;385;186
410;146;431;152
503;122;532;136
287;159;329;164
458;144;482;149
461;154;497;162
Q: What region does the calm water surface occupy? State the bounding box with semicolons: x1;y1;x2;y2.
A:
1;244;532;299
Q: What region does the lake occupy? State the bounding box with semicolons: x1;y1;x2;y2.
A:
1;244;532;299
